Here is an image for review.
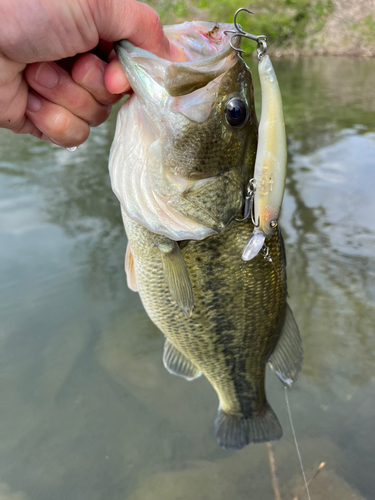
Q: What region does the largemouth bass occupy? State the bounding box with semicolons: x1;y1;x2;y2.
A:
109;21;302;450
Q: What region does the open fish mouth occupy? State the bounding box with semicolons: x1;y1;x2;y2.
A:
115;22;238;98
110;21;256;241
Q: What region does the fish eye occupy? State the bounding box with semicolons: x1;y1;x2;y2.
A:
224;98;247;127
270;220;278;228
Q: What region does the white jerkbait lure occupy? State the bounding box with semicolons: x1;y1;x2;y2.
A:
242;54;287;261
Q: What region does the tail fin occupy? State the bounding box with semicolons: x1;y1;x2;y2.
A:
214;405;283;450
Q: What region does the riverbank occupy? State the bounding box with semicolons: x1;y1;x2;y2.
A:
267;46;375;57
305;0;375;57
150;0;375;56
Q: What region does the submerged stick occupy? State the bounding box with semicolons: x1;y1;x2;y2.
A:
267;442;282;500
292;462;326;500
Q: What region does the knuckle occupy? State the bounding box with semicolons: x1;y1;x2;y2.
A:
53;110;89;146
150;18;163;38
136;4;164;47
146;7;163;34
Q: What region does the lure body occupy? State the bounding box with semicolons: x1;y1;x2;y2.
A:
242;55;287;261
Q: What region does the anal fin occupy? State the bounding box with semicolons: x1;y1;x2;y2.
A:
125;243;138;292
157;239;194;317
214;404;283;450
163;339;201;381
268;303;303;387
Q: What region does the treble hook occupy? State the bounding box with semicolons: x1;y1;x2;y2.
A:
235;178;259;227
261;243;288;294
261;244;272;263
224;7;267;59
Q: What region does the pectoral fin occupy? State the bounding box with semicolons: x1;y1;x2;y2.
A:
157;239;194;317
163;339;201;381
268;303;303;387
125;243;138;292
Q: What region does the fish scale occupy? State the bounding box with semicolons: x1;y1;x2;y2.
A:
124;213;286;425
164;114;248;179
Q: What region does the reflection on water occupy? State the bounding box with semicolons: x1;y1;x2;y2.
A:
0;57;374;499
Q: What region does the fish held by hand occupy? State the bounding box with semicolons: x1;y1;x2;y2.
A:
109;22;302;451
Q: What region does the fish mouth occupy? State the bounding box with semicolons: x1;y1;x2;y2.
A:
110;23;249;242
114;22;238;98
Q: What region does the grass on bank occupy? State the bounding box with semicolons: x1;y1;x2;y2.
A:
148;0;333;52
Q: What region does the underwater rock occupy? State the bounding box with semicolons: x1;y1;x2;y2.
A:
127;435;366;500
126;448;271;500
0;483;27;500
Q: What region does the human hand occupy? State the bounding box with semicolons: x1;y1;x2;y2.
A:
0;0;184;148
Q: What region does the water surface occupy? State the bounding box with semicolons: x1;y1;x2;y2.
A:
0;56;374;500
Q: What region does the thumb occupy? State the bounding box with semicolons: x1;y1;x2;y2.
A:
91;0;173;60
93;0;185;94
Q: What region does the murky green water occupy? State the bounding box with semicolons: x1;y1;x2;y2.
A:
0;57;374;500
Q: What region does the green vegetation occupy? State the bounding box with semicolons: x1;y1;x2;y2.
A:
350;14;375;45
149;0;333;52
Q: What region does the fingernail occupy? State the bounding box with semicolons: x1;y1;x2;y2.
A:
81;64;104;90
44;136;63;147
26;93;41;112
35;62;59;89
